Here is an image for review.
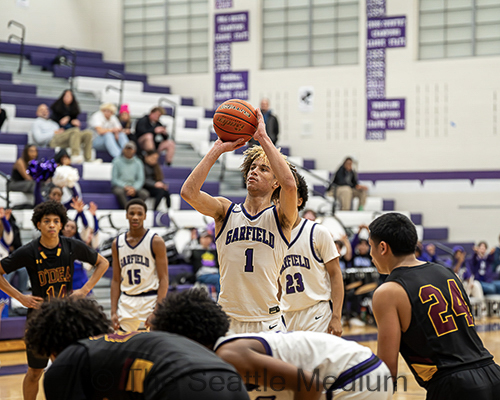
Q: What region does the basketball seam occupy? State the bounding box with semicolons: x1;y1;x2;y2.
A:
230;100;258;119
214;111;257;129
213;121;253;137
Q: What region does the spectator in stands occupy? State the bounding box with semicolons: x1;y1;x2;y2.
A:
143;150;171;211
111;141;148;209
135;107;176;165
418;242;438;263
302;209;317;221
350;225;374;268
10;144;37;193
0;106;6;131
31;104;64;148
183;228;220;300
450;246;485;302
90;103;128;159
118;104;135;141
335;234;352;271
468;241;500;295
329;157;368;211
49;89;93;163
248;98;279;146
493;234;500;273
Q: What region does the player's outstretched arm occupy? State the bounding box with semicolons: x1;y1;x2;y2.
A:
110;238;121;331
0;264;43;308
372;282;403;380
145;236;169;328
217;340;322;400
72;253;109;298
181;138;244;220
253;108;297;231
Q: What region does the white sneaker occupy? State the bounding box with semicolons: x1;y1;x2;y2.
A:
349;317;366;327
70;155;84;164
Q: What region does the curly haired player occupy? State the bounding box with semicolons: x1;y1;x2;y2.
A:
25;297;249;400
181;108;298;334
0;200;109;400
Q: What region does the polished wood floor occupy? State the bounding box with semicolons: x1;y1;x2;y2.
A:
1;319;499;400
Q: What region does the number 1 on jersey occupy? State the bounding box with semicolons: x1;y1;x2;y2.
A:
244;248;254;272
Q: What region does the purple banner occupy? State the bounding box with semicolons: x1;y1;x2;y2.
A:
216;0;232;9
365;0;406;140
367;17;406;49
215;12;249;43
214;71;249;108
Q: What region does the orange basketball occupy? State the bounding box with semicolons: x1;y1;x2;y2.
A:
213;99;258;143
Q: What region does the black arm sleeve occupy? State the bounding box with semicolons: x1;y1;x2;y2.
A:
44;345;90;400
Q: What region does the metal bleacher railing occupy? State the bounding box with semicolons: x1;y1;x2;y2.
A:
56;47;77;90
0;171;11;209
159;97;177;141
105;69;125;111
7;20;25;74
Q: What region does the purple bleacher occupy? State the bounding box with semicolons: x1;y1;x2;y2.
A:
162;166;192;180
0;82;37;94
1;92;56;107
153;211;170;227
210;131;218;142
359;170;500;183
95;150;113;163
17;146;55;160
53;65;147;82
0;133;28;145
14;105;37;118
169;264;194;279
280;147;290;156
167;179;219;195
180;198;193;210
29;52;124;72
164;106;174;117
313;184;326;196
0;41;102;59
181;98;194;106
205;109;215;118
303;159;316;170
422;241;475;256
0;317;26;340
169;283;194;292
227;196;246;204
185;119;198;129
234;145;246;154
0;72;13;81
84;193;121;209
382;199;395;211
411;213;423;225
423;227;449;241
0;162;12;175
79;180;112;193
143;83;171;94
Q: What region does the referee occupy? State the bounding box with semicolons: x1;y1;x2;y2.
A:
0;200;109;400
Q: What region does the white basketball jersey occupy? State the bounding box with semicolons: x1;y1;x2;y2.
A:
280;219;339;312
116;229;159;295
215;203;289;321
215;331;374;385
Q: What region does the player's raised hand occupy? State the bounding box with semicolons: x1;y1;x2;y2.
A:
19;294;44;309
70;197;85;213
252;108;267;142
212;138;246;154
88;201;98;216
0;207;5;219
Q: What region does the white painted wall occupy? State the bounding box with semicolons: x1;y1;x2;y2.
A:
151;0;500;174
0;0;122;61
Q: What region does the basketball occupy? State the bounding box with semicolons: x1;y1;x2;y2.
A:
213;99;258;143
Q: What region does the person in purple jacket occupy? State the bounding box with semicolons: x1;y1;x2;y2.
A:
468;241;500;295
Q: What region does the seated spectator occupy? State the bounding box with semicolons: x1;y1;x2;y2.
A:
0;106;6;131
451;246;484;302
334;234;352;271
32;103;64;148
494;234;500;273
10;144;37;193
135;107;176;165
143;150;171;211
183;229;220;300
329;157;368;211
90;103;128;159
118;104;135;141
111;141;148;209
468;241;500;295
350;225;374;268
50;90;93;163
418;242;438;263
